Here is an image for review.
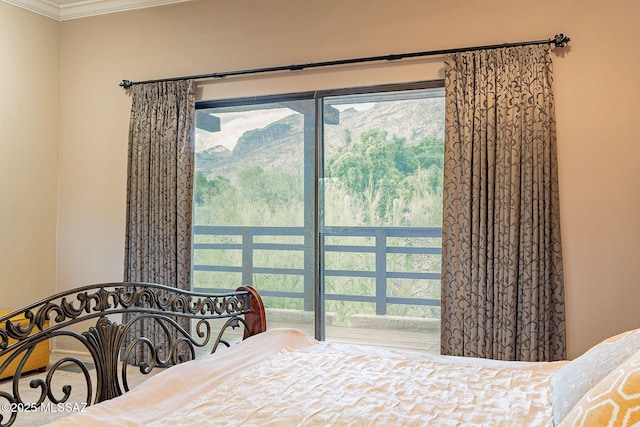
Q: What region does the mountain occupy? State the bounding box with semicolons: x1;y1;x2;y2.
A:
195;144;233;177
195;97;444;180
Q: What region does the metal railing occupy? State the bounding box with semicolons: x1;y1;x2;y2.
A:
192;225;441;316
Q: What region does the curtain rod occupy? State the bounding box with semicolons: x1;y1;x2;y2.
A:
119;33;570;89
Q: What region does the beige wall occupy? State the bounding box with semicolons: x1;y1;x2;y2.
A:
12;0;636;358
0;2;59;307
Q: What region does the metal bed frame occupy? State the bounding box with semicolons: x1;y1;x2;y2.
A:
0;282;266;426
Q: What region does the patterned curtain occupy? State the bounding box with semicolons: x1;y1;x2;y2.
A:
123;80;195;365
440;45;566;362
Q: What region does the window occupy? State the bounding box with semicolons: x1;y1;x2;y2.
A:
193;81;444;352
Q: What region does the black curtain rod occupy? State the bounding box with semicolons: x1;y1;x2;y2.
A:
119;33;570;89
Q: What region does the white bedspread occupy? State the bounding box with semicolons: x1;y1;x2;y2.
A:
47;329;566;427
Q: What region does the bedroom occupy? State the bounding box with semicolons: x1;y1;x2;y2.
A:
0;0;639;424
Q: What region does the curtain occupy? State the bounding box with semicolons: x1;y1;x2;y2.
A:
440;45;565;362
123;80;195;365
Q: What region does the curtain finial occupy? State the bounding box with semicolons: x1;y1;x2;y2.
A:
553;34;571;48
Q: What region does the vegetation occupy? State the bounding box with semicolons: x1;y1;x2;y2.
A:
325;129;443;226
193;115;444;324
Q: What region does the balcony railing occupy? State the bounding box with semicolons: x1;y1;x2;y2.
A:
192;225;441;316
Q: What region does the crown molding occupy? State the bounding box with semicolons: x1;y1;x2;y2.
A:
2;0;59;19
1;0;192;21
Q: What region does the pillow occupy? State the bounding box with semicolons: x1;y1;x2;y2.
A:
559;350;640;427
594;328;640;348
551;329;640;425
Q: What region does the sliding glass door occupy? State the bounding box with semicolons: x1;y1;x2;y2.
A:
192;98;315;334
193;82;444;352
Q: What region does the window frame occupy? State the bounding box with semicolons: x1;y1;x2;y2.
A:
194;79;445;342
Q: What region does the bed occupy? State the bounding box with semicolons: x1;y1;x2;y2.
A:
1;283;639;426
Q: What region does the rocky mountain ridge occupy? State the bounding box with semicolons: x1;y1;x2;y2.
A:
195;97;444;180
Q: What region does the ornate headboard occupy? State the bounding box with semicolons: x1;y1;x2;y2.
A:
0;282;266;426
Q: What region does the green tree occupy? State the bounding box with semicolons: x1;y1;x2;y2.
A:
325;129;443;224
193;171;234;206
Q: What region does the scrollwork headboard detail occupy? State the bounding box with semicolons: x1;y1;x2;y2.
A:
0;282;266;427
